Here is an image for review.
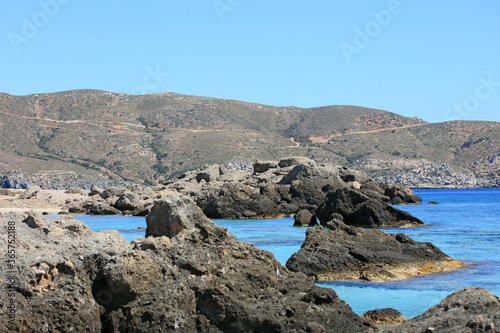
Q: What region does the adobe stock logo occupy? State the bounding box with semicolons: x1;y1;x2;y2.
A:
339;0;409;63
213;0;243;21
7;0;71;54
131;65;169;95
443;75;500;121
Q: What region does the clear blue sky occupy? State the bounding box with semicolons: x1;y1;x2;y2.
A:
1;0;499;123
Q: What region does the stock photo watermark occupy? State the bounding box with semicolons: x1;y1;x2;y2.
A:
339;0;410;63
213;0;243;21
443;75;500;121
3;218;18;324
7;0;71;54
131;65;169;95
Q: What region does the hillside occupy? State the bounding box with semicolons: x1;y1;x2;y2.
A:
0;90;498;188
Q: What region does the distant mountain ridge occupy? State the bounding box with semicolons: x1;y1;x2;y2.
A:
0;89;498;188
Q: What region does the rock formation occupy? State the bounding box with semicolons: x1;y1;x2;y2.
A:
293;209;318;227
286;220;465;282
0;196;376;332
1;194;495;332
361;308;407;328
0;212;129;332
165;157;422;220
2;185;174;216
4;158;423;228
315;188;423;228
384;287;500;332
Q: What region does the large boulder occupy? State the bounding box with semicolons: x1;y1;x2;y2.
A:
114;190;141;211
202;182;295;218
100;186;127;200
253;160;278;174
381;183;422;204
145;194;212;238
293;209;318;227
0;212;129;332
64;197;121;215
134;194;375;332
385;287;500;332
286;220;465;282
278;156;316;168
85;201;122;215
315;188;423;228
361;308;407;328
18;186;41;199
194;164;226;183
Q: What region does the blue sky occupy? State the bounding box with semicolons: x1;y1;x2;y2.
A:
1;0;499;123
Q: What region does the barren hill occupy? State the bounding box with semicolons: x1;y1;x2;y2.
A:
0;90;498;188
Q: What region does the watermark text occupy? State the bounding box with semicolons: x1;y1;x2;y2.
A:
7;0;71;54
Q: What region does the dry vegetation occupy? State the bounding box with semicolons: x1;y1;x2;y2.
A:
0;90;498;186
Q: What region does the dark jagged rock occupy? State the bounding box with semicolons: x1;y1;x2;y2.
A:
385;287;500;332
286;220;465;282
202;182;293;219
165;157;420;220
381;183;422;204
361;308;407;328
253;160;278;174
315;188;423;228
294;209;318;227
0;196;376;332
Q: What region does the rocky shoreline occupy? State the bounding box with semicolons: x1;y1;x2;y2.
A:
1;157;498;332
0;195;498;332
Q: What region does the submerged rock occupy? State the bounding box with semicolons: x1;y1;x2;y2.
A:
286;220;465;282
385;287;500;332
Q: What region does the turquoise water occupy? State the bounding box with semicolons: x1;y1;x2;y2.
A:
65;188;500;319
68;214;147;242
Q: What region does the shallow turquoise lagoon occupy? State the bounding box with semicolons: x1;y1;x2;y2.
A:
66;188;500;319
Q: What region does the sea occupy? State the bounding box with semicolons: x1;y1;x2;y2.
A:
67;188;500;319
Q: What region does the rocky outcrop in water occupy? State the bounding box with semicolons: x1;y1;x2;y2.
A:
0;195;376;332
315;188;423;228
293;209;318;227
286;220;464;282
385;287;500;332
165;157;421;219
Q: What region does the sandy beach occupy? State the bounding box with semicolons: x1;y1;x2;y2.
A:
0;189;90;215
